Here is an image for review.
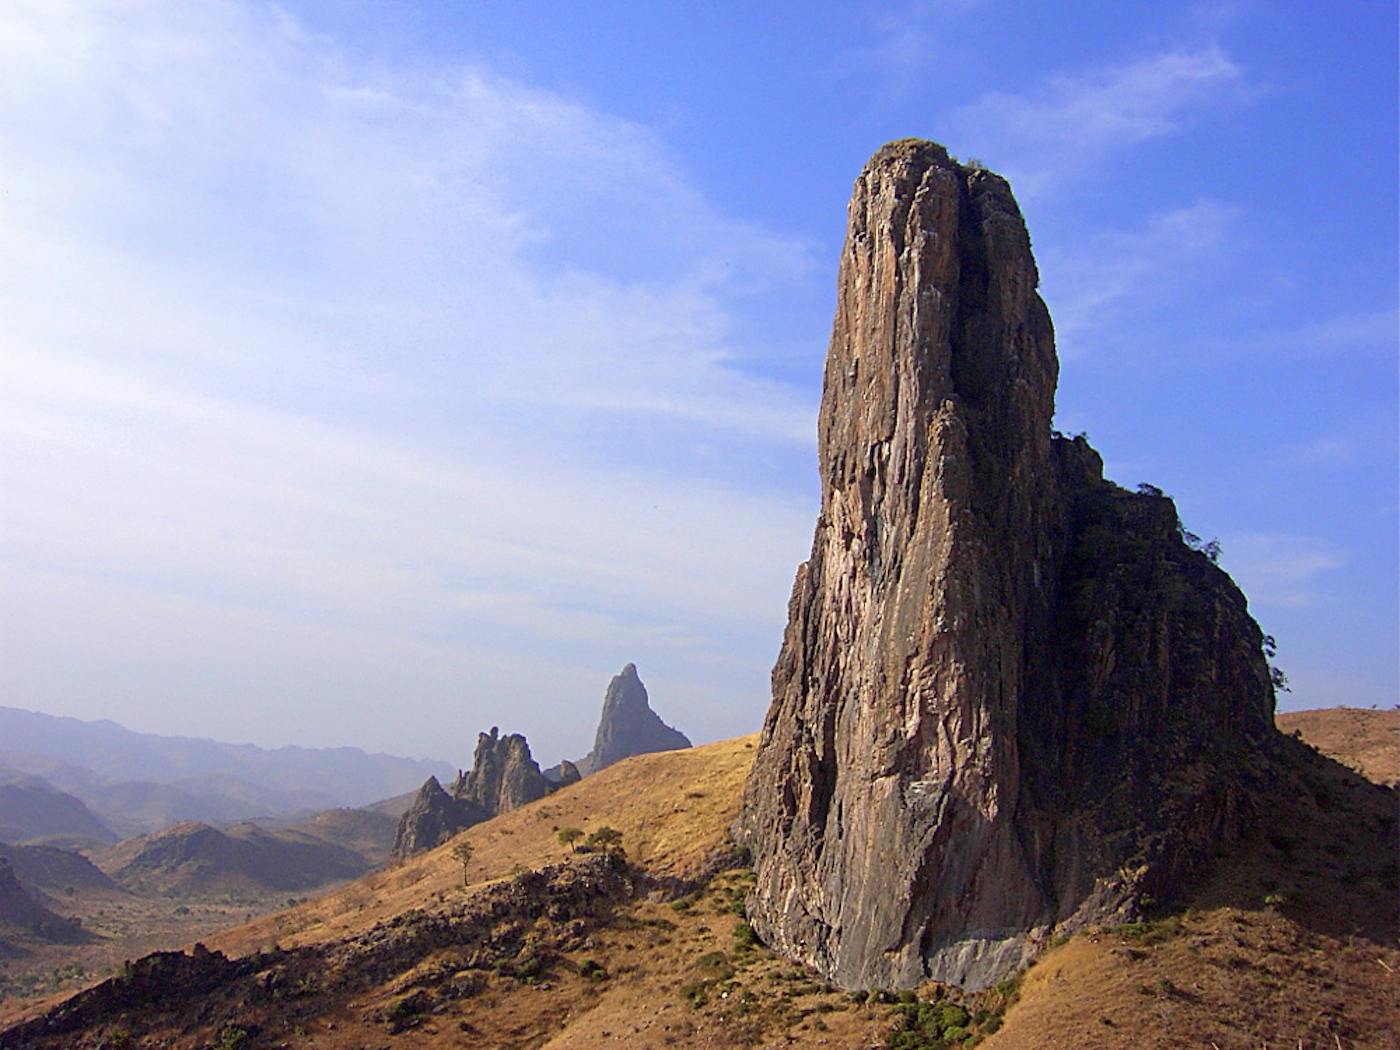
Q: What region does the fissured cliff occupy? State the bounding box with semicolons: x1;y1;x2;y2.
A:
735;139;1275;991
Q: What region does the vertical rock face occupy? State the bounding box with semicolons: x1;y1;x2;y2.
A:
735;139;1275;991
392;729;552;860
577;664;692;775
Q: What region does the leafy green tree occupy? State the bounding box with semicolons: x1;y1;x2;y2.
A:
556;827;584;853
585;826;623;854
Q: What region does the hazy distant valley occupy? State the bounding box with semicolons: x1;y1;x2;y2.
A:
0;664;696;1018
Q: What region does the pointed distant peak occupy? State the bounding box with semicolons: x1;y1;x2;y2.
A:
579;663;690;775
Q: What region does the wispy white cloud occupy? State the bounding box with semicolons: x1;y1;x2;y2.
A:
1039;198;1240;354
846;0;987;98
1221;533;1347;609
0;0;818;760
1286;308;1399;355
951;43;1249;196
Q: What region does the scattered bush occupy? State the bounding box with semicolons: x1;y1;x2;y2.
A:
585;827;624;854
670;890;702;912
884;994;988;1049
732;919;759;951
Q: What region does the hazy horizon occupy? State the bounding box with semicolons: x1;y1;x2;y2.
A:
2;2;1395;763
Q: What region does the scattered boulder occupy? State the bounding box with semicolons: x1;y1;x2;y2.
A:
736;139;1277;991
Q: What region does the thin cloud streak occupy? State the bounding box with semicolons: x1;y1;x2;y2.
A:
1221;533;1347;610
1039;198;1240;355
0;1;819;759
951;43;1249;196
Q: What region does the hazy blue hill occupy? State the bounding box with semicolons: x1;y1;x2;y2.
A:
0;707;453;822
0;774;117;849
0;841;121;894
93;819;373;896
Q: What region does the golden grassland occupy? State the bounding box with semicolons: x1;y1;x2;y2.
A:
1278;707;1398;788
2;711;1396;1048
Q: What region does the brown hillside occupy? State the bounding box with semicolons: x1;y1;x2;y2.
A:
4;732;1396;1049
208;734;758;957
982;733;1399;1049
92;820;370;897
1279;706;1398;787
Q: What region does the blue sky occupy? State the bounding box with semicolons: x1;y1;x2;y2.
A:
1;1;1394;765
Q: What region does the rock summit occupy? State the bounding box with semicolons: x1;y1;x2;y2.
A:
736;139;1276;990
577;664;691;776
392;728;553;860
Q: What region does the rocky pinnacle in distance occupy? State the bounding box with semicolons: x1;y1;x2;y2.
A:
577;664;691;775
392;729;553;860
735;140;1275;991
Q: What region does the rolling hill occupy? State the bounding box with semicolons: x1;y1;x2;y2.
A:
1;709;1393;1048
0;777;116;849
1278;706;1397;787
91;821;376;898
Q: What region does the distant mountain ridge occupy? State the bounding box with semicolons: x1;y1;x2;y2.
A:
0;777;117;849
0;707;454;830
92;819;378;897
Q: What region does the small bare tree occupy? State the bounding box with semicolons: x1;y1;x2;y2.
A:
451;840;474;886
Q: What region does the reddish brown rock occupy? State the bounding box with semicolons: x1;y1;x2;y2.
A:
735;139;1276;990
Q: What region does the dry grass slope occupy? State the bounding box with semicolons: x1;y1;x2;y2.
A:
210;733;760;958
2;710;1395;1049
1278;707;1398;787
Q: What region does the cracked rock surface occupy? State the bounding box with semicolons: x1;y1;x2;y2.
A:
736;139;1276;991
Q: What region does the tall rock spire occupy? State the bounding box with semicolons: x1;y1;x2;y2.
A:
578;664;691;775
736;140;1275;990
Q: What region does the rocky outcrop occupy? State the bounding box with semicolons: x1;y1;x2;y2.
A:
735;139;1276;991
1;854;640;1049
554;760;582;788
393;730;553;860
577;664;691;775
390;778;486;860
451;728;553;815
